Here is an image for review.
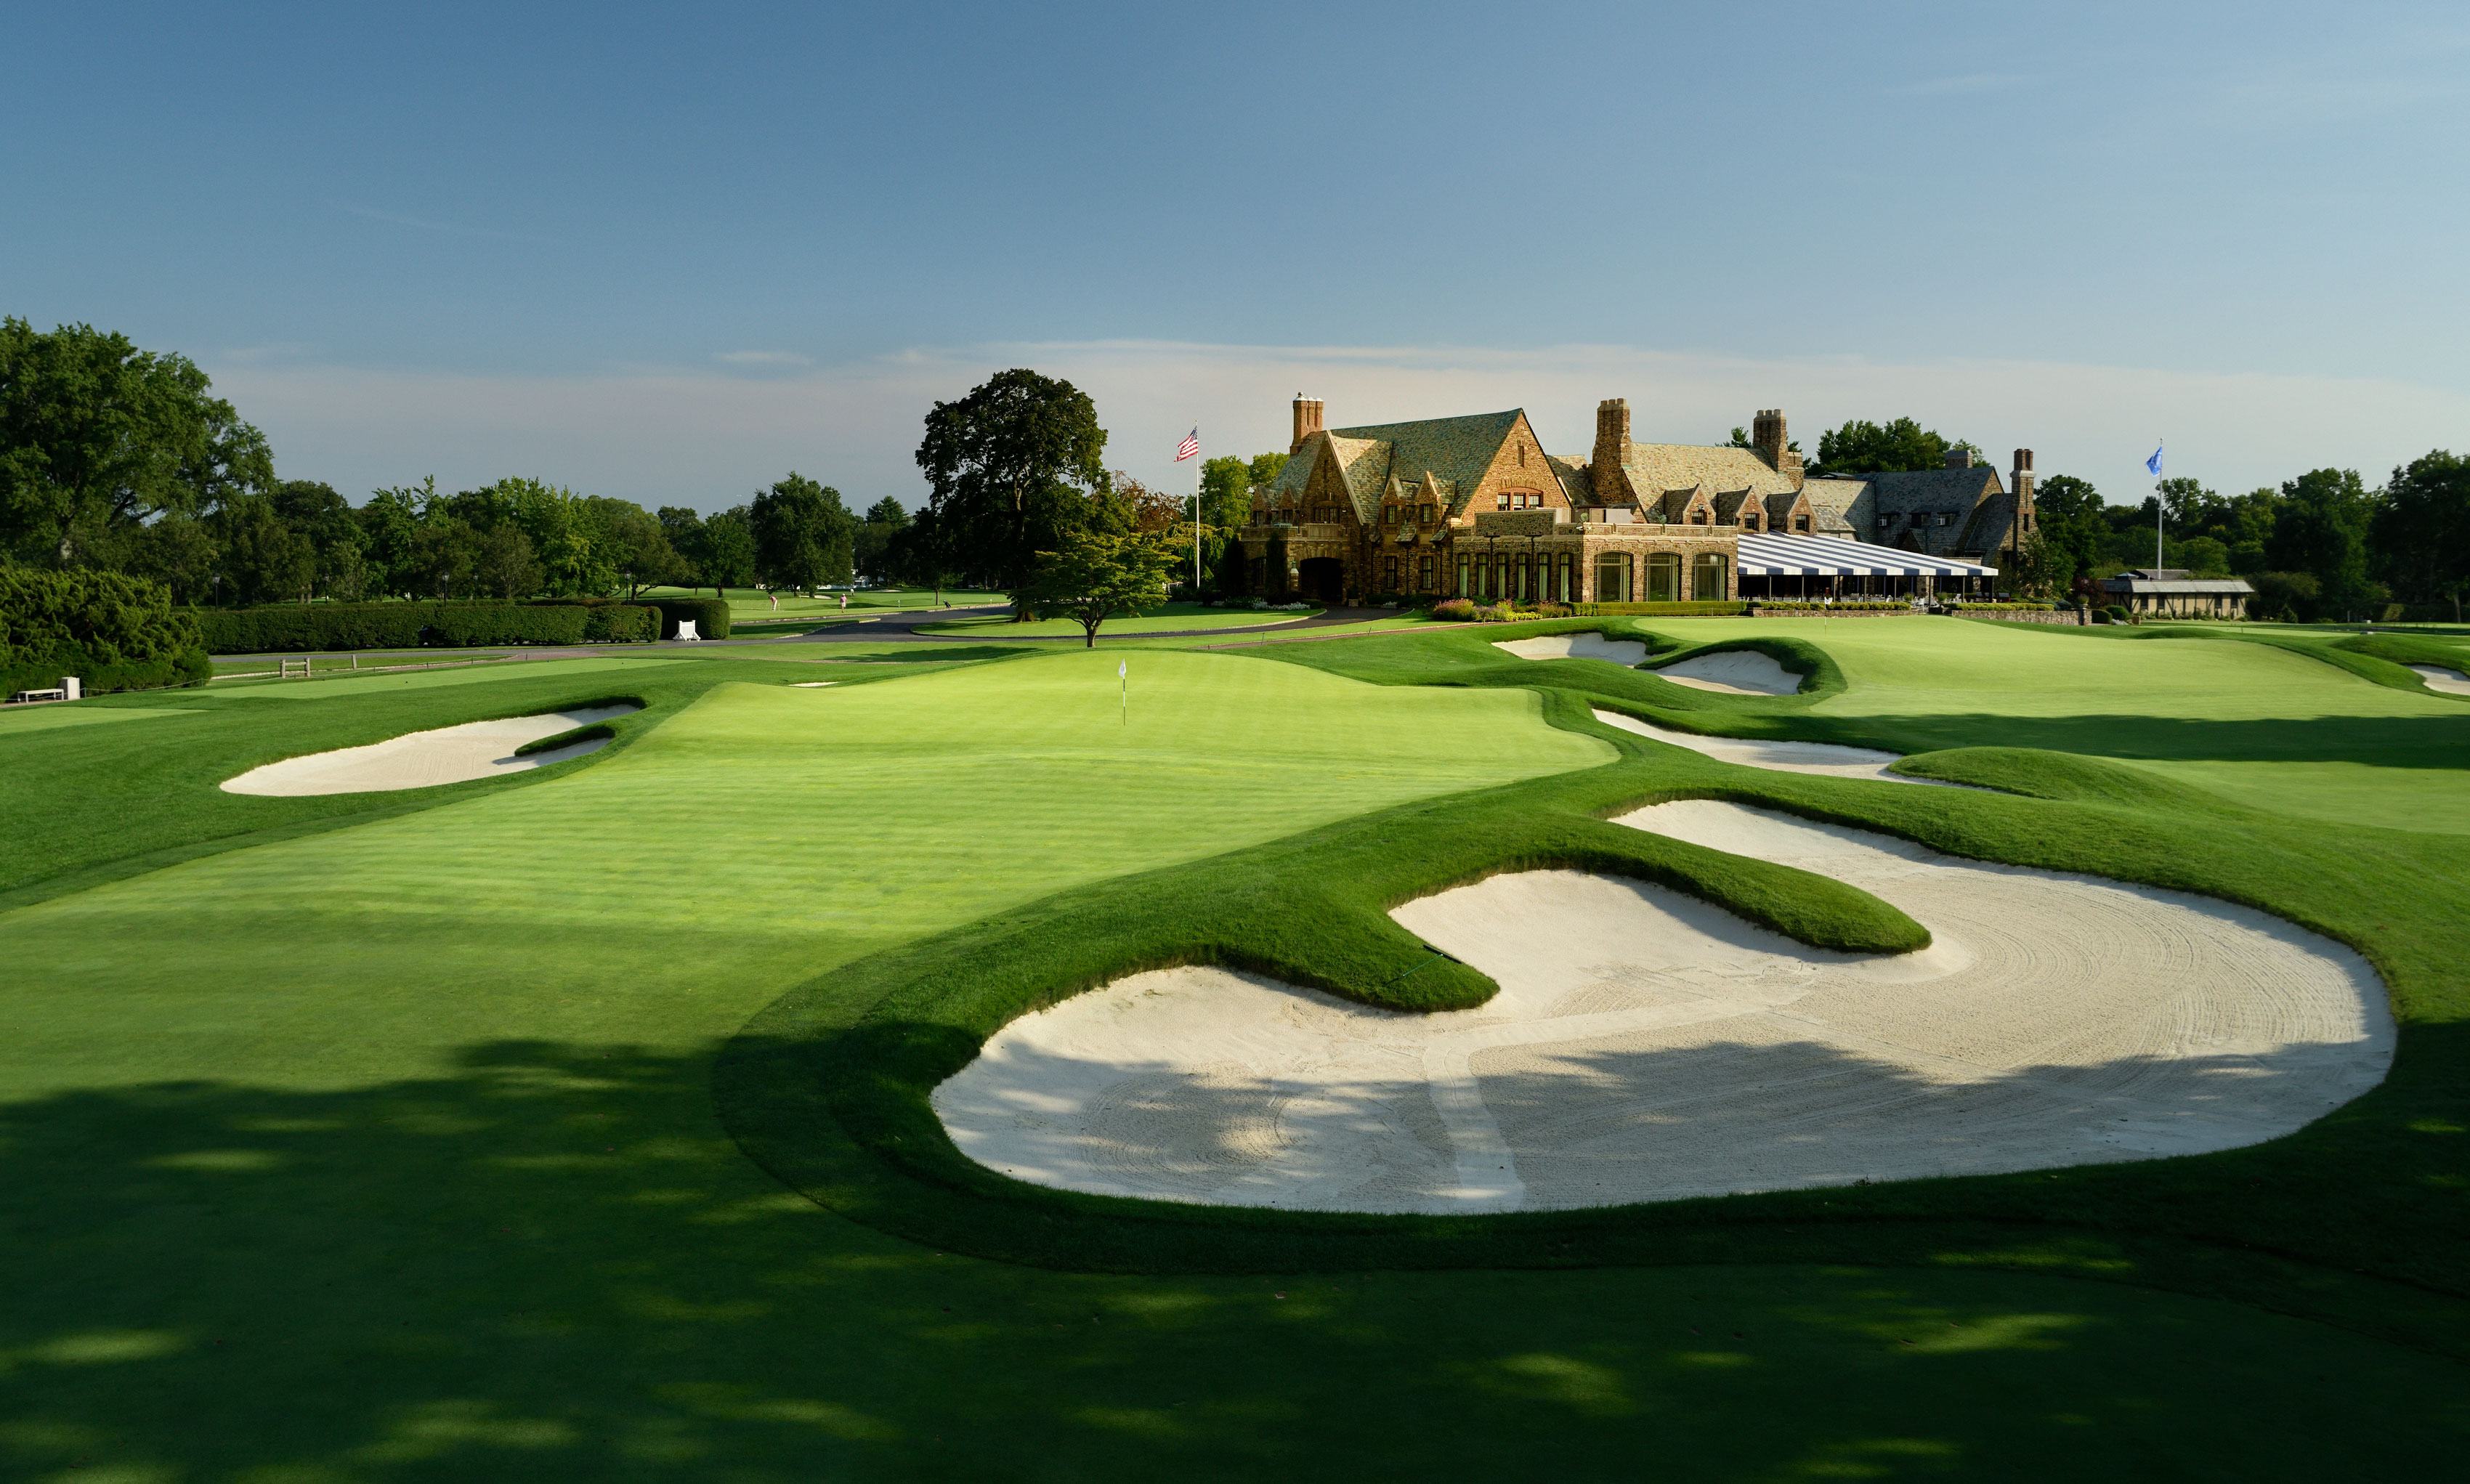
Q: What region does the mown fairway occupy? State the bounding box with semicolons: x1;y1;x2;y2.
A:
4;625;2467;1477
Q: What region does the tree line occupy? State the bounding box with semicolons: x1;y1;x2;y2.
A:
1796;415;2469;619
1;318;912;606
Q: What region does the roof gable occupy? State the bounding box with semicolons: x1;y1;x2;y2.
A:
1328;410;1523;514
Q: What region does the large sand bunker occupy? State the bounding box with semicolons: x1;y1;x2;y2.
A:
1494;634;1802;694
1653;650;1801;694
1591;707;1961;787
934;801;2387;1213
222;705;639;795
2407;663;2470;696
1494;633;1647;667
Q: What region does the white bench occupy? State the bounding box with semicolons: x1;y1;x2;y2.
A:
675;619;701;642
6;676;79;705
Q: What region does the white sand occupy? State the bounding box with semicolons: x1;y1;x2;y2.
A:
2407;663;2470;696
789;681;841;689
1652;650;1801;694
1494;633;1647;667
221;705;639;796
934;800;2388;1213
1590;707;1963;787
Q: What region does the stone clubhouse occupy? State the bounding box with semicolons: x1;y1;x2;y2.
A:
1237;395;2035;605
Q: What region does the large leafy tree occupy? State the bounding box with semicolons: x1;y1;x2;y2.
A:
2372;450;2470;612
270;479;368;601
750;474;857;594
856;495;910;583
1805;417;1972;478
1021;526;1181;646
586;495;680;598
699;506;759;596
0;318;274;565
357;480;432;598
2267;468;2378;616
914;368;1108;612
210;494;316;606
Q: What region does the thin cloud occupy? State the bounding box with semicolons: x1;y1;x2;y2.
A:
1884;73;2027;97
713;350;815;368
333;202;554;244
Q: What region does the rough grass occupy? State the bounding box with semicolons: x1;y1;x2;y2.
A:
6;628;2469;1476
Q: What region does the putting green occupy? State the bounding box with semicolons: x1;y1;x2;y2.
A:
1;651;1608;1093
0;704;203;735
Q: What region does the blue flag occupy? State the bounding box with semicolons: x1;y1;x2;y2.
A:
2146;443;2164;477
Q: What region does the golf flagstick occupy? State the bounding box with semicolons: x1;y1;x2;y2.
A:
1119;657;1127;723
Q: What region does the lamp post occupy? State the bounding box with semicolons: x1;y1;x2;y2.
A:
1526;530;1542;607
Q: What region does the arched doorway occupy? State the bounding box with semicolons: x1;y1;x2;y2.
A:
1297;556;1345;604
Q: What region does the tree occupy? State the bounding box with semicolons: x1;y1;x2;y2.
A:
699;506;758;596
1196;455;1256;585
358;480;432;599
1020;527;1180;646
657;505;708;589
410;516;482;600
270;479;367;601
1246;452;1289;491
2269;469;2378;616
211;495;316;606
2372;450;2470;613
914;368;1108;613
750;474;857;595
856;496;910;583
586;495;679;598
0;317;274;566
1805;417;1969;478
123;512;222;606
474;524;544;599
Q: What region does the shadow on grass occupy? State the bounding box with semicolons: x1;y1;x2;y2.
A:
7;1039;2469;1480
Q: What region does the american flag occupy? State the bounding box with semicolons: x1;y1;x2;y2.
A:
1175;429;1199;462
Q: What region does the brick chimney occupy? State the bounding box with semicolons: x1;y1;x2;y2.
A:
1591;397;1631;501
1291;394;1324;455
1751;408;1803;486
1945;447;1975;469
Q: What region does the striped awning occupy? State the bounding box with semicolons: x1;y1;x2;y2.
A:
1737;532;1999;578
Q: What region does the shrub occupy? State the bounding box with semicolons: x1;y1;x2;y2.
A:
1;567;209;696
640;596;731;640
1432;598;1476;621
2105;604;2131;624
1574;601;1749;617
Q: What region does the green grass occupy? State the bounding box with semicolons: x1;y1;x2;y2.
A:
912;602;1324;638
5;625;2469;1475
641;584;1011;623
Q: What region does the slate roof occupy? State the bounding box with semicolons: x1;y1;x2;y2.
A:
2101;572;2255;594
1861;468;2006;556
1617;442;1799;504
1799;477;1871;535
1544;454;1593;506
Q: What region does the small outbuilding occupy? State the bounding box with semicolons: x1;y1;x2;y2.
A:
2100;568;2254;619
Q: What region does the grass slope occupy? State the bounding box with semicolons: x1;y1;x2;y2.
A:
915;602;1321;638
6;629;2469;1476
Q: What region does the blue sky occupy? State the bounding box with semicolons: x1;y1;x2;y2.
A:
6;1;2466;509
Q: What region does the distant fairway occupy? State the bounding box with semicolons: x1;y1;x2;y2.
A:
1487;616;2470;835
641;583;1010;623
915;602;1322;638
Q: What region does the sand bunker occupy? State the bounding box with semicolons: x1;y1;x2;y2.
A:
222;705;639;796
1494;633;1648;667
2407;663;2470;696
934;800;2387;1212
1652;650;1800;694
1590;707;1961;787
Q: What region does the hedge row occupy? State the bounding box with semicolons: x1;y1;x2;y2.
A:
1573;601;1749;617
1;567;209;696
639;596;731;640
190;600;672;653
